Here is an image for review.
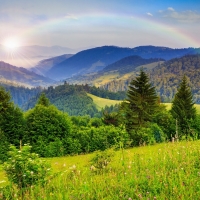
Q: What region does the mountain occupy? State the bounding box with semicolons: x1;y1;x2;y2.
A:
64;56;164;87
0;61;54;87
99;54;200;103
0;45;76;68
102;55;165;74
31;54;74;76
46;45;200;80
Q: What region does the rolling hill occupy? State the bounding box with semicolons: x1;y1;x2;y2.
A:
0;61;54;87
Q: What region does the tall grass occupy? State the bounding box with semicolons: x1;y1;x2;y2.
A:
1;141;200;199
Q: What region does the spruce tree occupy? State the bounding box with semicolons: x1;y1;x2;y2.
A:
122;69;158;132
171;75;196;137
37;93;50;107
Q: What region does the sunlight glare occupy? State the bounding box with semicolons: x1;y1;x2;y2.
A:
3;38;20;51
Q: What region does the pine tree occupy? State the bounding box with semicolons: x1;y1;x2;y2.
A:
37;93;50;107
171;75;196;137
122;69;158;132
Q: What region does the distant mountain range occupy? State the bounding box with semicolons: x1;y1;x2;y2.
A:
0;61;54;87
1;45;200;91
42;45;200;80
0;45;76;68
31;54;74;76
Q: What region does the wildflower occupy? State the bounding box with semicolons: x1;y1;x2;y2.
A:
128;198;132;200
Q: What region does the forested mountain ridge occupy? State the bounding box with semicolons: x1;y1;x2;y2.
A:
102;55;164;74
46;45;200;80
100;54;200;103
150;54;200;102
22;83;124;116
0;61;54;87
1;84;43;107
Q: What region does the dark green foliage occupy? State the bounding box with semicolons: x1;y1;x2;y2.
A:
170;75;196;138
0;130;9;162
102;111;119;126
129;123;165;146
122;69;158;132
37;92;50;106
0;87;25;147
152;104;175;140
74;125;130;153
25;101;72;156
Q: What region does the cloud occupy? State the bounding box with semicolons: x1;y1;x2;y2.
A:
146;12;153;17
64;14;78;20
160;8;200;23
168;7;175;11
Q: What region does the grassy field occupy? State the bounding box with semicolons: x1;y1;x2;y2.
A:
87;93;122;110
87;93;200;115
1;141;200;199
163;103;200;114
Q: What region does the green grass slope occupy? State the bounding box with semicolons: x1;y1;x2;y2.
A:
1;141;200;199
163;103;200;114
87;93;122;110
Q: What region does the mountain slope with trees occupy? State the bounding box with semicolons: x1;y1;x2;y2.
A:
46;45;200;80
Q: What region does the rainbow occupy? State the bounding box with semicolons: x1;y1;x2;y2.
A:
16;13;200;48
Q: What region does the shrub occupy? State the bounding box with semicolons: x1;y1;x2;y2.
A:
90;149;115;173
3;144;51;189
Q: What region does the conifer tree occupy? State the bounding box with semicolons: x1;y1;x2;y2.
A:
122;69;158;132
171;75;196;137
37;93;50;107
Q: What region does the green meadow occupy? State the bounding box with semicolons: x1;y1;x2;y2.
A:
1;141;200;199
87;93;122;110
87;93;200;114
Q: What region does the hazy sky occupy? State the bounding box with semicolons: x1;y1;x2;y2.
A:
0;0;200;49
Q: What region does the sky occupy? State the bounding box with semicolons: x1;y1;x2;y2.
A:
0;0;200;49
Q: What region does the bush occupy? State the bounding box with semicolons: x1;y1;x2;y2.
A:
90;149;115;173
3;144;51;189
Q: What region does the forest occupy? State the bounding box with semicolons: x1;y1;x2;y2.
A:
1;69;200;163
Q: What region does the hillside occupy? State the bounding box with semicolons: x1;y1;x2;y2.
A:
87;93;121;110
78;54;200;103
0;61;54;87
46;45;200;80
150;54;200;102
1;141;200;199
102;55;164;74
31;54;74;76
22;83;124;116
66;60;163;88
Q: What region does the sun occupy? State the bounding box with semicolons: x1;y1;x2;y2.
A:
3;38;20;51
